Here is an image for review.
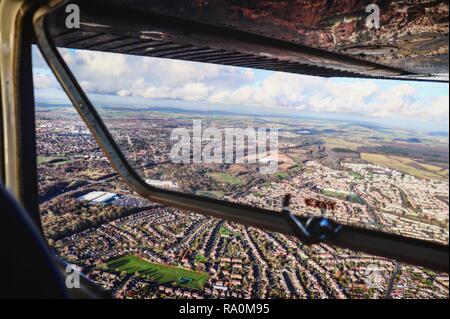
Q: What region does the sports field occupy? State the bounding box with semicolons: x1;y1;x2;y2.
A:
207;172;243;186
106;255;208;290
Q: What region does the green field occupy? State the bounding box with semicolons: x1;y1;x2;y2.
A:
274;172;289;179
196;190;225;199
321;189;366;205
37;156;71;165
207;172;243;186
361;153;448;180
350;172;363;180
194;254;207;263
106;255;208;290
219;226;237;237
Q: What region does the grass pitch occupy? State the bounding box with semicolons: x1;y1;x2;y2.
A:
106;255;208;290
208;172;243;186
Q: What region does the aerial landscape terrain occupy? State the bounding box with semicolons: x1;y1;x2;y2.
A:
36;104;449;299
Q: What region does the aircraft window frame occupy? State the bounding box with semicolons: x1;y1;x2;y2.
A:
30;3;449;273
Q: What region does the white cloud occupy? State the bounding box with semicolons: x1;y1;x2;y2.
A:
33;73;55;89
33;47;449;126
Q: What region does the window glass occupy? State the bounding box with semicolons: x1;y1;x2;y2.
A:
33;45;449;299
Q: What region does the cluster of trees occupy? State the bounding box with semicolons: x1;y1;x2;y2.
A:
38;179;89;203
41;197;138;240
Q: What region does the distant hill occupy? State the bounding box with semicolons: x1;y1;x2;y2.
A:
428;131;449;137
394;138;422;143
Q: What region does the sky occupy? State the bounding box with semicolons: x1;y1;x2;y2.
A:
32;46;449;132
